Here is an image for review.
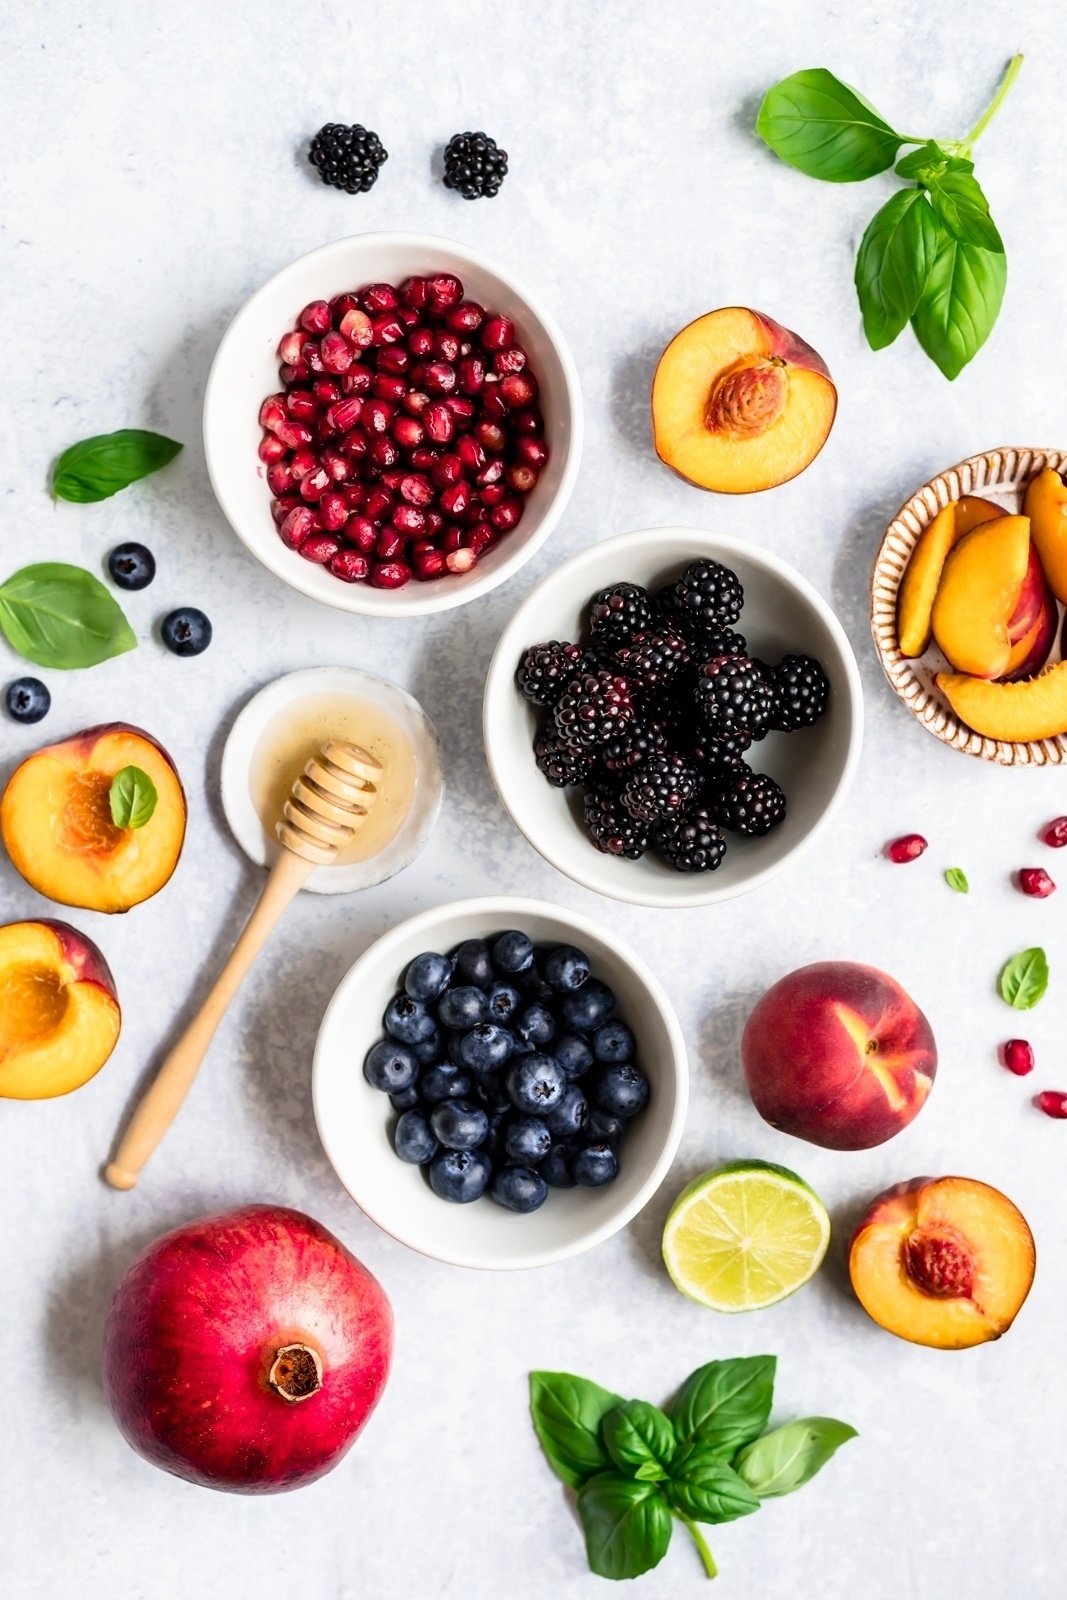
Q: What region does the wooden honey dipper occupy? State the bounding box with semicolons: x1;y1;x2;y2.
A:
104;739;382;1190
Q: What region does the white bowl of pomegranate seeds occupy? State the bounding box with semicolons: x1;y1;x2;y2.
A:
204;232;583;616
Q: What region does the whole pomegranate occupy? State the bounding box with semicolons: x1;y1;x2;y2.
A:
103;1204;392;1493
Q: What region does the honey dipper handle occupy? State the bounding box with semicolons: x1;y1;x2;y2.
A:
104;849;313;1190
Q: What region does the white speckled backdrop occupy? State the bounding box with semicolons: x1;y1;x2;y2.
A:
3;2;1064;1595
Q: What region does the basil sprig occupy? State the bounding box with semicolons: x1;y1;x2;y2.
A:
999;947;1049;1010
52;428;182;502
109;766;159;830
0;563;136;669
757;55;1022;378
530;1360;855;1581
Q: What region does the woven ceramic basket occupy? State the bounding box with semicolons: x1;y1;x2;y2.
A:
871;446;1067;766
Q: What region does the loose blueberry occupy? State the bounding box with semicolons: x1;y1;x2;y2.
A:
545;1083;589;1139
430;1098;490;1151
593;1061;650;1118
108;541;156;590
490;1165;548;1213
404;951;452;1003
503;1114;552;1165
5;677;50;724
384;993;436;1045
492;930;534;973
486;981;522;1023
545;945;590;992
438;984;489;1030
161;606;212;656
561;979;616;1032
505;1051;566;1115
421;1063;473;1104
456;1022;514;1073
394;1109;438;1164
515;1001;555;1048
573;1142;619;1186
587;1107;626;1144
390;1083;422;1113
542;1143;577;1188
553;1033;594;1079
363;1038;419;1093
593;1020;635;1062
453;938;494;988
413;1026;443;1065
429;1147;492;1203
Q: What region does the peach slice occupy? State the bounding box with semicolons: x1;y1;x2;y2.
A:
0;919;121;1098
931;514;1031;677
651;308;837;494
936;659;1067;741
1024;467;1067;603
1002;586;1057;681
849;1176;1035;1349
1;723;186;914
897;497;1004;658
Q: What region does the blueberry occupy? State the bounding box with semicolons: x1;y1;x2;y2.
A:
456;1022;514;1073
573;1143;619;1186
413;1026;443;1065
490;1165;548;1213
429;1147;492;1203
5;677;50;724
482;1105;509;1157
421;1063;473;1104
453;938;494;989
394;1110;438;1164
553;1033;594;1080
108;541;156;590
438;985;488;1030
486;981;521;1024
161;606;212;656
503;1114;552;1165
545;945;590;992
389;1084;422;1113
404;951;452;1003
384;993;436;1045
561;979;616;1033
472;1071;512;1112
363;1038;418;1093
593;1020;635;1062
506;1052;566;1115
542;1143;577;1188
430;1099;490;1151
516;954;555;1003
587;1107;626;1144
492;930;534;973
592;1062;649;1118
516;1002;555;1049
545;1084;589;1139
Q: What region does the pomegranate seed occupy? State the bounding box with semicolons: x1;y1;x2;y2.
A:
266;461;293;495
363;398;394;435
371;312;405;345
502;372;538;408
476;421;506;453
347;516;377;551
479;482;505;506
258;432;287;464
377;528;405;559
408;327;435;357
302;341;324;374
507;463;538;493
300;466;330;502
467;525;494;555
277;329;307;364
322;449;349;482
458;356;486;394
426;403;456;444
886;834;928;863
300;301;331;335
434;331;462;363
372;561;412;589
493;346;527;376
314;413;338;445
427;274;463;313
400;472;434;506
377;345;410;374
343;484;367;510
481;314;514;351
440;481;471;519
319;492;349;532
441;527;463;553
310;380;338;407
259;394;288;432
433;454;463;488
393;416;425;450
457;435;485;472
1019;868;1056;898
393;504;427;536
362;282;400;314
341;428;368;459
482;387;509;422
412;547;446;580
1002;1040;1035;1076
402;276;430;310
424;361;457;395
369;435;400;470
363;487;393;522
448;301;486;333
1034;1091;1067;1119
327;397;364;433
446;548;477;574
339;308;373;348
411;446;439;470
513;408;544;435
280;361;310;384
425;510;444;536
279;506;316;549
290;448;317;481
320;331;354;374
395;306;418;329
271;494;299;524
300;533;340;565
330;293;361;321
380;469;406;492
490;497;523;531
446;397;476;422
373;373;408;404
516;435;549;469
342;367;372;395
404;390;430;417
330;549;370;583
477;458;504;486
285;388;318;422
1042;816;1067;848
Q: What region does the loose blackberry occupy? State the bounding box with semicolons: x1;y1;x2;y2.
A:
770;653;831;731
534;732;591;788
694;656;774;740
622;753;700;823
308;123;388;194
656;808;727;872
716;767;787;835
613;630;688;696
588;583;657;648
516;640;584;706
442;131;508;199
667;559;744;630
599;720;669;775
552;671;635;751
584;787;651;859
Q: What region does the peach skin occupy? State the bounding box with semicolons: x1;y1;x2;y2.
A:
0;919;121;1099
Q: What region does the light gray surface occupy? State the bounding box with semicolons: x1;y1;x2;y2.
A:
3;3;1063;1596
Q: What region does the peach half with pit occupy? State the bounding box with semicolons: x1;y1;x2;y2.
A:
652;308;837;493
1;724;186;914
849;1176;1035;1349
0;919;121;1099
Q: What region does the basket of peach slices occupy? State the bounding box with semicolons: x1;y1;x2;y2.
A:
872;448;1067;765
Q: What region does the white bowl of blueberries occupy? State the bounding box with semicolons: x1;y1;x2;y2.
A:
312;896;687;1269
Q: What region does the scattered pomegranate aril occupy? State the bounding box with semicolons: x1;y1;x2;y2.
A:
481;314;514;351
299;300;332;335
279;506;316;549
507;463;537;493
319;492;349;532
299;467;330;502
258;432;288;464
886;834;928;863
446;548;477;574
1034;1090;1067;1119
1018;868;1056;898
371;561;412;589
427;274;463;314
494;345;527;376
1002;1040;1035;1077
1042;816;1067;848
277;329;307;365
330;550;370;583
300;533;341;565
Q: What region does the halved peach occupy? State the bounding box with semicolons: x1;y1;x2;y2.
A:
849;1176;1035;1349
0;919;121;1098
897;497;1004;658
1024;467;1067;603
1;724;186;913
937;659;1067;741
652;308;837;493
931;514;1031;678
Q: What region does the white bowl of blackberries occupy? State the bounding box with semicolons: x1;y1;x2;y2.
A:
484;527;863;908
312;897;687;1270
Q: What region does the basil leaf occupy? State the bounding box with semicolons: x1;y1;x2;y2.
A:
925;170;1003;253
999;947;1049;1010
855;189;940;350
529;1372;621;1490
670;1356;775;1456
577;1473;672;1581
109;766;158;830
0;563;136;670
910;226;1006;379
945;867;969;894
51;429;182;503
665;1444;761;1525
895;140;974;182
602;1400;675;1482
756;68;903;182
735;1418;857;1498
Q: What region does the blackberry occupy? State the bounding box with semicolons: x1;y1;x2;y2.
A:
622;753;700;823
656;808;727;873
690;728;753;787
588;583;657;648
770;653;831;731
613;630;688;696
442;131;508;199
553;671;635;751
599;720;669;775
584;787;651;859
308;123;388;194
516;640;584;706
716;767;787;835
694;656;774;739
534;732;591;788
687;626;748;665
667;559;744;630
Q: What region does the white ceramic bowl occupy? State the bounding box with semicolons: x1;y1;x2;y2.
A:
312;897;688;1270
484;528;863;908
203;232;583;618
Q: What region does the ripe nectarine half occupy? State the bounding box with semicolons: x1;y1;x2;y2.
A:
0;919;121;1099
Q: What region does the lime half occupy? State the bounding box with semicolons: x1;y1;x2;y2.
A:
662;1159;830;1312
